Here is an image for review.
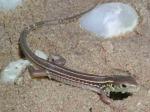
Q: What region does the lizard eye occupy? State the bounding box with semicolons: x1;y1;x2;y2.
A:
111;84;115;87
121;84;127;88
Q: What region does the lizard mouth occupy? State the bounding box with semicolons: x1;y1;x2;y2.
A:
109;91;132;100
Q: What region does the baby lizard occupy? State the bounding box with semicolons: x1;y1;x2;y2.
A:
19;1;138;111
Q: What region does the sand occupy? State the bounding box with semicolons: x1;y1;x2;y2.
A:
0;0;150;112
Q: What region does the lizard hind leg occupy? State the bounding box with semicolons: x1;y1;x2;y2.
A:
28;65;48;78
28;54;66;78
98;92;126;112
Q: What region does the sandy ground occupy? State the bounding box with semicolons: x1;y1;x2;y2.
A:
0;0;150;112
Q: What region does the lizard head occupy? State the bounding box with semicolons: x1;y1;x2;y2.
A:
102;75;139;96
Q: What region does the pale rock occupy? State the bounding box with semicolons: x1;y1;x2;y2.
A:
80;2;139;38
0;0;22;10
0;59;30;84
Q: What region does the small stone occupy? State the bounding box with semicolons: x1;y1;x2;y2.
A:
148;89;150;96
35;50;48;60
0;59;30;84
136;102;142;106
